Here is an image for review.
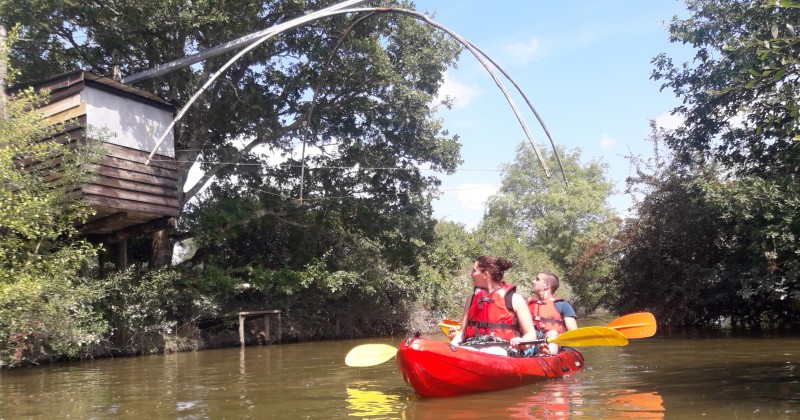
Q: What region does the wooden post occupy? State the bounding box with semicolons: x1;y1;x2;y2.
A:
238;310;281;347
277;311;282;343
239;313;246;348
263;314;270;344
98;248;106;279
116;240;128;271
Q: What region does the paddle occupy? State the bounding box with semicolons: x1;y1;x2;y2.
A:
438;312;657;340
603;312;656;339
467;326;628;348
345;326;627;367
345;343;398;367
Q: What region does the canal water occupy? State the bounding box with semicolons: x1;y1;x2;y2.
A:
1;330;799;419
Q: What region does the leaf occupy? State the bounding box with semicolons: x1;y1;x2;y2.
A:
771;23;779;38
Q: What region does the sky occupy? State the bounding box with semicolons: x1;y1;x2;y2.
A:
408;0;694;229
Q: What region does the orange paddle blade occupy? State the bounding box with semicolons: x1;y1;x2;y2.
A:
438;319;461;337
605;312;657;339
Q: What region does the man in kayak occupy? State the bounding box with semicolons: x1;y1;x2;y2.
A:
449;256;538;354
526;272;578;355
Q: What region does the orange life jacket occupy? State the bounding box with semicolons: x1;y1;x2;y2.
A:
527;297;566;334
464;283;520;340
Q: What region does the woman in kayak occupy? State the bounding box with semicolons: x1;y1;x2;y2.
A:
526;271;578;355
449;256;538;353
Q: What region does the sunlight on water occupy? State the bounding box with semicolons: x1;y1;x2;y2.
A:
1;332;799;419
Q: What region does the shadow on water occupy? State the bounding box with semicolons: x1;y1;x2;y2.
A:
1;331;799;419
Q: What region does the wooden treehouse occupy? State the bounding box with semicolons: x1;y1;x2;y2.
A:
14;70;180;271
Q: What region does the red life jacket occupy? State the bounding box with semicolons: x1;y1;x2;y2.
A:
527;297;566;334
464;283;520;340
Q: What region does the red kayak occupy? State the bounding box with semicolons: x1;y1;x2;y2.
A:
396;337;584;398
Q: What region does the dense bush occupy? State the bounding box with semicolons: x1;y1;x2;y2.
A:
0;84;106;367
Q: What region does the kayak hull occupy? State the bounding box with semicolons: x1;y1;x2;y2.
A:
396;337;584;398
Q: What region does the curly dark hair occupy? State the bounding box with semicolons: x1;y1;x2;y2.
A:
475;256;514;282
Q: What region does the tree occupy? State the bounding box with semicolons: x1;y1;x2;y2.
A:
652;0;800;174
477;143;615;312
1;55;106;366
1;0;463;268
606;126;740;327
415;221;481;318
609;124;800;327
645;0;800;327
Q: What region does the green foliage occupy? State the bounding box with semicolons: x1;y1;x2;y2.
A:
607;135;737;326
652;0;800;173
0;68;105;366
608;126;800;327
101;267;221;354
477;143;616;312
415;221;481;318
631;0;800;328
2;1;464;269
705;176;800;324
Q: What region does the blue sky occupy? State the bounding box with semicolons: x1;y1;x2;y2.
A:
410;0;694;229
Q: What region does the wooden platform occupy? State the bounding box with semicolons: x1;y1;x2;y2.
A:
238;310;282;347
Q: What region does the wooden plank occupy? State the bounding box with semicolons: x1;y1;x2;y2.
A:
90;177;179;198
78;212;128;232
45;102;86;125
99;155;178;179
238;310;282;316
59;115;88;132
88;164;179;189
41;128;87;145
39;94;81;118
91;207;153;223
101;143;178;171
30;72;85;93
83;193;181;217
45;82;85;105
107;216;177;243
81;184;179;207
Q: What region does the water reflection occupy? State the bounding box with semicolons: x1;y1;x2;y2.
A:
507;381;576;419
1;333;799;419
346;384;405;418
604;390;664;419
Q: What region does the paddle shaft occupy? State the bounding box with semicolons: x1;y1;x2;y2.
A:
440;312;656;340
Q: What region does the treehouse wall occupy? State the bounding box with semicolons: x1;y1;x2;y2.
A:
82;85;174;157
15;70;180;242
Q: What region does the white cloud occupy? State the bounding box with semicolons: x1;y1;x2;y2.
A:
437;72;481;108
655;111;684;131
600;133;617;149
503;37;543;64
455;183;499;211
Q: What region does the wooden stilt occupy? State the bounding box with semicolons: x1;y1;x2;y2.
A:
238;310;281;347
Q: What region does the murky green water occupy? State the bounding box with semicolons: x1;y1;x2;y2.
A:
2;331;800;419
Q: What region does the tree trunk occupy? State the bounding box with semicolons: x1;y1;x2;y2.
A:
116;240;128;271
150;230;173;268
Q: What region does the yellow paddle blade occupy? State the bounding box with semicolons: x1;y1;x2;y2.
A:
437;319;461;337
550;326;628;347
605;312;657;339
345;344;397;367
